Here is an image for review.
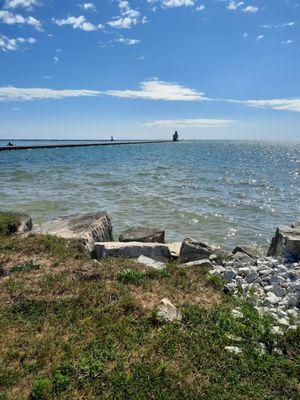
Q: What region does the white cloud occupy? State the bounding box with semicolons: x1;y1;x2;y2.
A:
53;16;103;31
282;40;293;44
4;0;39;10
0;10;42;30
161;0;194;8
260;22;296;29
256;34;264;41
0;34;36;51
242;5;259;13
104;80;205;101
231;98;300;113
227;1;244;10
0;87;101;102
108;1;147;29
144;118;236;127
79;3;96;11
196;5;205;11
53;56;59;63
115;37;140;45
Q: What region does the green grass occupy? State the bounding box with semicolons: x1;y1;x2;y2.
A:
0;212;19;236
10;261;41;274
0;234;299;400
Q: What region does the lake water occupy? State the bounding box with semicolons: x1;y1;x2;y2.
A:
0;140;299;250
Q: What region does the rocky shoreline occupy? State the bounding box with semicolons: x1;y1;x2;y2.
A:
1;210;299;333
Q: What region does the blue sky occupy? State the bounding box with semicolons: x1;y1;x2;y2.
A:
0;0;299;140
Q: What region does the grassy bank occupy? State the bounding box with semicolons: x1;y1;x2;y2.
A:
0;234;299;400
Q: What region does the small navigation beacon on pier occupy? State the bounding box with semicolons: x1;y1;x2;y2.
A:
173;131;179;142
111;136;114;141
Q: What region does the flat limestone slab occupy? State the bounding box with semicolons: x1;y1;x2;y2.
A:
135;255;166;270
95;241;171;261
167;242;181;259
34;212;113;252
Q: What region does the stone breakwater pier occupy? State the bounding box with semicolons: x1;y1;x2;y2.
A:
0;140;174;152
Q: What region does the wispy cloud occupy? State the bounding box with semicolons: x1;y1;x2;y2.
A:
0;87;101;102
108;1;147;29
242;5;259;13
260;22;296;29
79;3;96;11
115;37;140;45
1;81;300;114
0;10;42;31
227;1;244;10
104;80;205;101
144;118;236;127
0;35;36;51
53;16;103;31
231;98;300;113
161;0;194;8
4;0;39;10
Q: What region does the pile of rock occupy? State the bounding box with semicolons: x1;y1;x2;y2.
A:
209;246;299;332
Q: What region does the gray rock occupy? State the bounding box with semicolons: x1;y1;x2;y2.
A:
237;266;251;276
245;272;259;284
119;227;165;243
157;298;182;323
273;284;286;298
35;212;113;253
95;241;171;261
231;251;253;264
178;237;218;263
224;270;236;282
225;346;242;354
231;309;244;319
136;255;166;270
232;244;261;259
265;292;280;306
268;226;300;262
0;211;32;234
181;259;213;270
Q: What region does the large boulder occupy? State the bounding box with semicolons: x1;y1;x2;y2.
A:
0;211;32;235
232;244;260;259
268;226;300;262
35;212;113;253
119;227;165;243
95;241;171;261
179;238;219;263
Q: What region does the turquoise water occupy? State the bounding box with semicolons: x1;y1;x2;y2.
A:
0;140;299;250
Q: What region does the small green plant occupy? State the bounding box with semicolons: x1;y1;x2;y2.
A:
118;268;146;285
146;268;170;280
51;364;73;394
0;212;19;236
208;273;225;289
10;261;40;274
29;378;51;400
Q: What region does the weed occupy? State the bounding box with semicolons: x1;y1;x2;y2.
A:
118;268;146;285
10;261;40;274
